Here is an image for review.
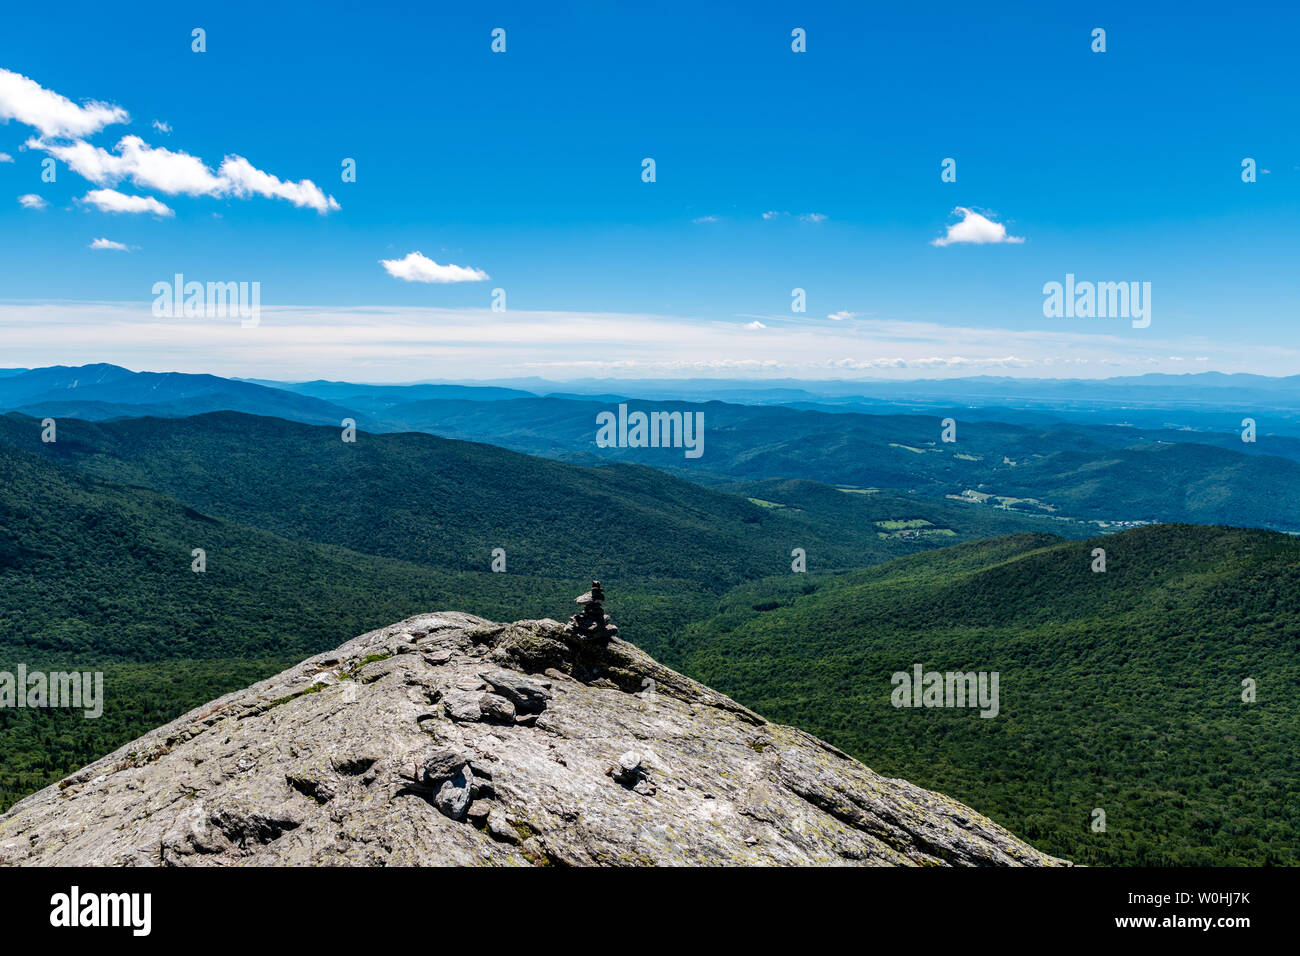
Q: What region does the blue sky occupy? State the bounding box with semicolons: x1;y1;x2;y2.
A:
1;0;1298;381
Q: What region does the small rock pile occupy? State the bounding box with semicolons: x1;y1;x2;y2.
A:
607;750;654;796
441;669;553;727
568;580;618;640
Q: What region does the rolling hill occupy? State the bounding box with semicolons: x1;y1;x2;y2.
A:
0;411;1078;810
672;524;1300;866
369;395;1300;529
7;365;1300;531
0;410;1092;584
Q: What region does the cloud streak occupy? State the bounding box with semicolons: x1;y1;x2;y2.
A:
380;251;489;283
80;188;173;216
0;302;1279;381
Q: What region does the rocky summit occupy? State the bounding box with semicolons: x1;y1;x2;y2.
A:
0;611;1067;866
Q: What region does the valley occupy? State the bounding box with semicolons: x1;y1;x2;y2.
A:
0;407;1078;812
0;366;1296;866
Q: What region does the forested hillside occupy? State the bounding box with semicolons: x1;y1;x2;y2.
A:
0;413;1073;810
675;524;1300;865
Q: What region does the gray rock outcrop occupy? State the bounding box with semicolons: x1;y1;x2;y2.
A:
0;612;1068;866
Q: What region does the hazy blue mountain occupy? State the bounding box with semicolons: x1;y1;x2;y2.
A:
387;373;1300;436
8;365;1300;530
0;364;361;426
250;378;538;409
392;371;1300;403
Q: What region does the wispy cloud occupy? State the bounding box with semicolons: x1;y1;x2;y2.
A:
762;211;828;222
0;67;128;138
219;155;340;212
80;188;173;217
38;136;220;193
88;237;130;251
17;193;46;209
0;302;1277;381
0;152;13;163
4;67;339;215
380;251;489;283
692;215;719;223
931;207;1024;246
29;135;339;214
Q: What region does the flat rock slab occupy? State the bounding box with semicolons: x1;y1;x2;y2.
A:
0;610;1068;867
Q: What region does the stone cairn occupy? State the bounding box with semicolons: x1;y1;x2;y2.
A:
569;580;618;640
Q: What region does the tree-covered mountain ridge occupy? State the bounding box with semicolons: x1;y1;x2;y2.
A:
675;523;1300;866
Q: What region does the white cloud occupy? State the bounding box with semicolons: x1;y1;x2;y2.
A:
0;67;128;139
218;155;339;213
80;188;174;217
27;134;338;214
4;67;338;216
692;215;719;223
35;136;221;192
17;193;46;209
744;320;766;330
827;311;859;321
931;206;1025;247
380;251;489;283
0;152;12;163
88;237;129;251
761;210;780;220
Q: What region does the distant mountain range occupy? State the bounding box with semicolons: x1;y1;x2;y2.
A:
0;364;361;427
11;363;1300;423
4;364;1300;531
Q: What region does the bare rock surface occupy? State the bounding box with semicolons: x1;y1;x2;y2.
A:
0;612;1068;866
